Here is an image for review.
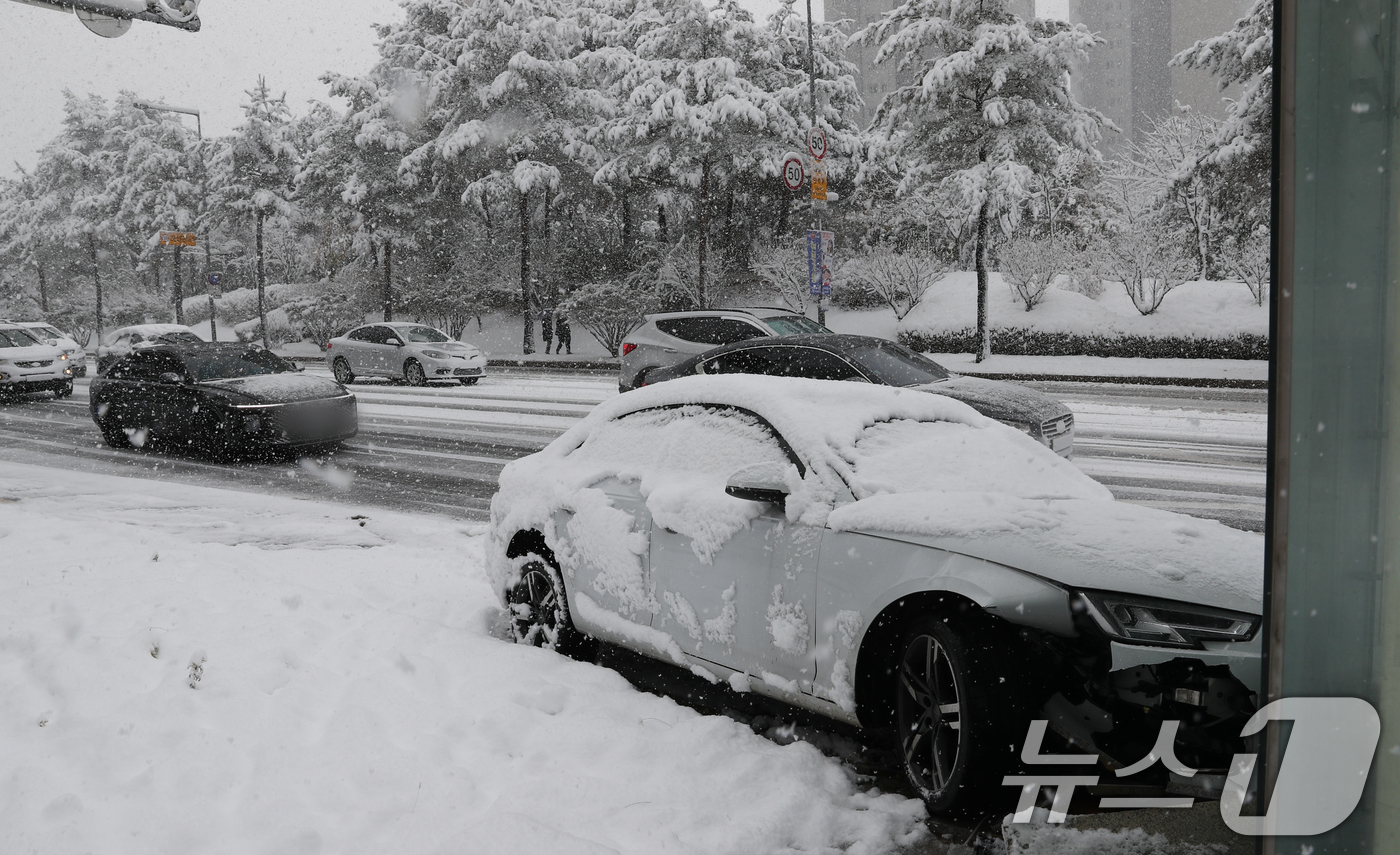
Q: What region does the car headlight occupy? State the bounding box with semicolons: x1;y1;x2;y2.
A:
59;353;68;360
422;349;446;359
1074;590;1259;649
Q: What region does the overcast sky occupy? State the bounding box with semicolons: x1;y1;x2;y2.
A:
0;0;803;177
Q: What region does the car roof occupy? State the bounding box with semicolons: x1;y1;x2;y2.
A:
109;324;198;337
691;333;889;359
644;307;805;322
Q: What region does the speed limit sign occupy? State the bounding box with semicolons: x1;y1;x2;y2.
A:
806;127;828;161
782;156;805;192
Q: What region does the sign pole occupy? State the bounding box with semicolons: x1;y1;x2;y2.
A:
804;0;826;326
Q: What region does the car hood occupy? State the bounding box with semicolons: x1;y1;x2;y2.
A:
201;374;350;404
0;345;64;361
826;492;1263;615
917;376;1068;425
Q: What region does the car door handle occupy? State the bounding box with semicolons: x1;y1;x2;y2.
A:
662;347;678;353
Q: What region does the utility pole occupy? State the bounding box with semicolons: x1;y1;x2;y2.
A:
134;99;204;328
805;0;827;327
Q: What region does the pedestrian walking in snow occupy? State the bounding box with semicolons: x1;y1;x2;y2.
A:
538;308;554;355
555;312;572;355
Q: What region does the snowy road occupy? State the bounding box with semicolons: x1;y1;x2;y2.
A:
0;369;1268;530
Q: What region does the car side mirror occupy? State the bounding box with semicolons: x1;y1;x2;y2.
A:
293;361;305;372
386;338;403;347
44;338;59;347
157;372;186;385
725;461;793;505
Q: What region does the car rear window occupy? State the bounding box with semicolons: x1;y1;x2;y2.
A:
655;317;767;345
0;328;40;348
399;326;451;343
760;315;831;336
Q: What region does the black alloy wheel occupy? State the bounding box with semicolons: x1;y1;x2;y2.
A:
404;359;427;387
332;357;355;385
895;615;1027;816
505;555;596;659
460;377;479;386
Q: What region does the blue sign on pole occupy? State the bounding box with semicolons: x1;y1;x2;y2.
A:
207;272;223;288
806;230;823;295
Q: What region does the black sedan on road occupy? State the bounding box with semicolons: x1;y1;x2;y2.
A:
90;343;357;456
644;333;1077;456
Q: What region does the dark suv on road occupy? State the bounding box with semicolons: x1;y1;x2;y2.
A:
618;308;831;392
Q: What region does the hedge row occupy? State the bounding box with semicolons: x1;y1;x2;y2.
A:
898;328;1270;360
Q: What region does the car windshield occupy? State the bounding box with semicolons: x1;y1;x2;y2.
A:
762;315;831;336
848;341;951;386
399;326;451;343
30;326;63;340
185;348;295;382
847;419;1103;500
0;328;40;348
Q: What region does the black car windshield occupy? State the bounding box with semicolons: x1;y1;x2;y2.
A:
399;326;451;343
762;315;831;336
157;332;203;344
848;341;951;386
186;348;295;382
0;328;40;347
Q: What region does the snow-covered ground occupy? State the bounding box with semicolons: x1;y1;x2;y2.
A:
0;461;929;855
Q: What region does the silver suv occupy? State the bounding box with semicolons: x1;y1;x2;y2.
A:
618;308;831;392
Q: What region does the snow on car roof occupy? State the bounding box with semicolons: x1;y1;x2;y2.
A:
105;323;199;341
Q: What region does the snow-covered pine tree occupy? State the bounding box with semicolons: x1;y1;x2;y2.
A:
35;92;125;337
858;0;1106;361
595;0;804;308
109;94;203;323
210;78;301;348
307;67;435;323
1171;0;1271;241
381;0;602;354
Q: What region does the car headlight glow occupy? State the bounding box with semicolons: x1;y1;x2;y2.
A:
1074;590;1259;649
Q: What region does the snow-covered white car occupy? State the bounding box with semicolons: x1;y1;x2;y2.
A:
96;324;204;375
326;322;486;387
11;321;88;376
0;322;73;397
487;375;1263;816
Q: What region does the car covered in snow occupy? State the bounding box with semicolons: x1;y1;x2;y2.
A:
327;322;487;387
644;334;1076;457
10;321;88;376
96;324;204;375
0;322;74;398
618;307;833;392
487;375;1263;815
90;342;357;455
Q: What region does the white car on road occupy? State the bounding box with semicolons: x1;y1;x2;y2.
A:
12;321;88;376
327;322;487;387
96;324;204;375
488;375;1264;816
0;322;73;397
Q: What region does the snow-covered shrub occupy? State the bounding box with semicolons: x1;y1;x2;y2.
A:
999;237;1069;311
213;283;308;326
1095;228;1195;315
843;246;950;321
750;242;813;316
899;328;1269;360
1224;228;1270;307
558;280;646;358
233;307;299;347
283;290;364;350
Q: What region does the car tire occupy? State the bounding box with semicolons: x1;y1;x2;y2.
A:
55;381;73;399
404;359;427;387
460;377;479;386
506;554;597;660
894;613;1029;817
332;357;355;385
97;413;131;449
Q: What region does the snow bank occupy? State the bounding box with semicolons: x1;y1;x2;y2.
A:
896;272;1268;339
0;462;927;854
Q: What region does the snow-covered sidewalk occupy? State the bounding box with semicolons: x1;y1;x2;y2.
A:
926;353;1268;384
0;462;927;855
